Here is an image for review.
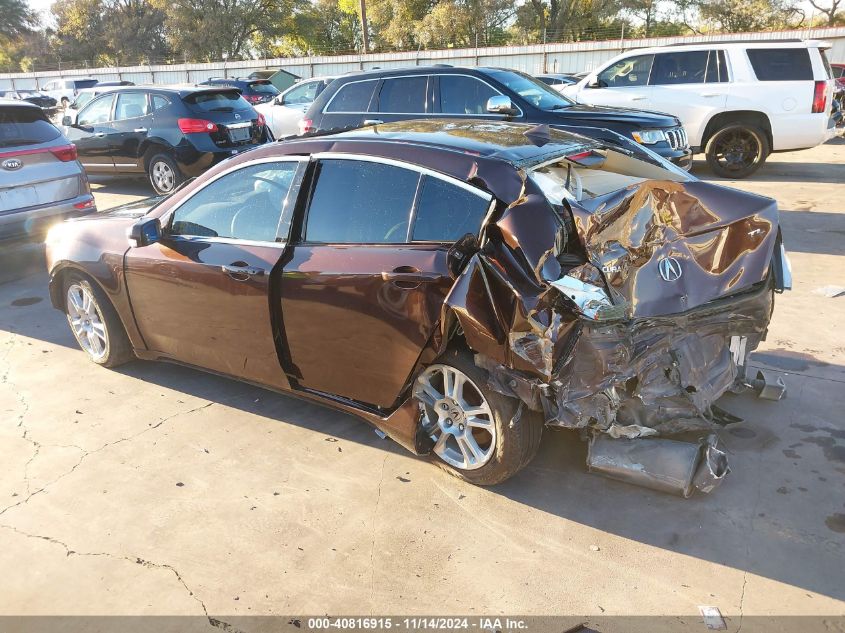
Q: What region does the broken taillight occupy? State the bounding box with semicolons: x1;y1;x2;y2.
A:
812;80;827;113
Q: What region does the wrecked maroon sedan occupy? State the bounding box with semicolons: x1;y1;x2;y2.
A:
45;120;791;494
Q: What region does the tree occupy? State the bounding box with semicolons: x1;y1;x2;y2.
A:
415;0;514;48
695;0;804;32
525;0;624;43
103;0;169;63
0;0;35;41
808;0;843;26
52;0;109;64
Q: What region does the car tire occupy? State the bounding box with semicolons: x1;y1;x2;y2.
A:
63;273;133;368
705;124;769;179
148;153;183;195
413;348;543;486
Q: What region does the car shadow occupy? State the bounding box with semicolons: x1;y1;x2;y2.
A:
88;175;153;198
693;153;844;184
3;280;844;603
777;209;845;256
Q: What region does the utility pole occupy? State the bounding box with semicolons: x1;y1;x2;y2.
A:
359;0;370;53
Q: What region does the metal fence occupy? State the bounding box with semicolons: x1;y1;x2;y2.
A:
2;26;844;91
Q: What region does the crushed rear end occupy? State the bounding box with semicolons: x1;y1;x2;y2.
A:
445;135;791;496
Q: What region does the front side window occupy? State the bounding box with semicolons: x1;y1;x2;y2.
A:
377;76;428;113
651;51;709;85
114;92;149;120
78;94;114;126
305;159;420;243
283;81;320;104
746;48;813;81
170;162;299;242
486;69;573;111
412;176;490;242
439;76;499;115
597;55;654;88
325;80;378;113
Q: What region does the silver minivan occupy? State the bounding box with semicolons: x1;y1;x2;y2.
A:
0;100;95;241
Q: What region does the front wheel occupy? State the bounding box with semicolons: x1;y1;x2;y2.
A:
413;349;543;485
64;274;133;367
705;124;769;179
148;153;183;195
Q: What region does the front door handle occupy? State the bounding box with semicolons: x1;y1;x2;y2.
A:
630;96;647;101
94;132;106;137
700;93;722;98
363;119;384;126
222;263;265;279
381;267;442;284
134;127;148;133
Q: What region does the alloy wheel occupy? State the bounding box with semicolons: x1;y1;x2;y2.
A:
711;129;762;173
152;160;175;193
66;283;108;361
414;364;496;470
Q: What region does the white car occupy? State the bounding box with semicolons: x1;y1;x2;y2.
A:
39;78;100;109
562;40;838;177
255;76;338;138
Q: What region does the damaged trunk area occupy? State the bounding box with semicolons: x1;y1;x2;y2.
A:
447;143;789;496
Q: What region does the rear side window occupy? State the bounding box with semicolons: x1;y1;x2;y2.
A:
185;91;250;112
325;80;378;113
377;77;428;113
114;92;148;120
305;159;420;243
151;94;171;111
0;107;60;147
412;176;489;242
747;48;813;81
651;51;708;85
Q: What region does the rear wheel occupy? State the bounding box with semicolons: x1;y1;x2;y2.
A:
64;274;133;367
413;349;543;485
148;153;183;195
705;124;769;179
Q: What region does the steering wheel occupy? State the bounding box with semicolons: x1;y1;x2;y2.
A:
383;221;407;242
229;176;289;237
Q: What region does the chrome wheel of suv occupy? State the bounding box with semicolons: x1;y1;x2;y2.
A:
66;282;109;361
414;364;496;470
151;159;175;193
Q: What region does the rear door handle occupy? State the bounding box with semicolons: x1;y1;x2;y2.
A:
701;93;722;98
134;127;148;133
630;96;647;101
363;119;384;126
381;267;441;284
222;263;265;279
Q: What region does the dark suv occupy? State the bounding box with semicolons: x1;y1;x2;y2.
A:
199;78;280;105
303;66;692;168
62;85;271;194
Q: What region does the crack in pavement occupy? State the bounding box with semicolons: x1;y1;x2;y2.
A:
0;523;245;632
0;401;215;519
369;454;388;615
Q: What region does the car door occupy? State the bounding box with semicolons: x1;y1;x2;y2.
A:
65;93;117;172
109;90;153;172
316;78;380;132
649;50;729;148
124;158;307;389
371;75;432;124
578;54;655;109
279;154;493;409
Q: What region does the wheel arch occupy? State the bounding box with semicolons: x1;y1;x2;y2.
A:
701;111;773;151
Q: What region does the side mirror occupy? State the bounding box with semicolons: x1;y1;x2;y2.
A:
128;217;162;247
274;97;282;105
486;95;517;116
61;115;72;126
588;77;603;89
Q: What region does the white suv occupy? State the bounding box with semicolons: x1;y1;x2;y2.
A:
562;40;838;177
40;78;99;109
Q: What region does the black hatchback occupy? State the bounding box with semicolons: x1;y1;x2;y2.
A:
199;78;280;106
62;85;271;194
303;66;692;168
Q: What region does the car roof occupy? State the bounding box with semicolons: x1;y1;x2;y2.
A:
69;84;244;97
330;65;517;81
620;39;831;55
0;98;40;109
290;119;598;168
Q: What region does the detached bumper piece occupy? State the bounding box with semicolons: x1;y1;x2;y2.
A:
587;432;730;497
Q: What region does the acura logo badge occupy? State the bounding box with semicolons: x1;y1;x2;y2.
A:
658;256;682;282
2;158;23;171
234;113;241;119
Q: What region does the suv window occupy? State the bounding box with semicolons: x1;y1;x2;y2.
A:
170;162;298;242
439;76;499;115
598;54;654;87
184;90;250;112
78;94;114;126
73;79;98;90
305;159;420;243
705;50;729;83
283;80;321;104
0;106;61;147
651;51;708;85
114;92;148;120
325;80;378;113
151;94;171;111
377;76;428;113
412;176;489;242
746;48;813;81
249;81;279;95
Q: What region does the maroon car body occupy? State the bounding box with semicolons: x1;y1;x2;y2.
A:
45;120;791;492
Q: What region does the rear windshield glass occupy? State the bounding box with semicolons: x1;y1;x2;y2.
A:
249;81;279;95
0;107;61;147
184;91;251;112
746;48;813;81
74;80;98;90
